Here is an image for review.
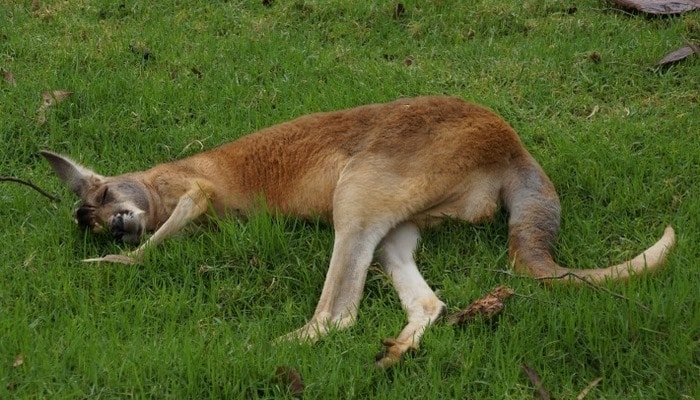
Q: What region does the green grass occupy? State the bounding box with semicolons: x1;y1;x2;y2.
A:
1;0;698;398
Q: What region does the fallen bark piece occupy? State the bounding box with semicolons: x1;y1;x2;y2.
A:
656;43;699;66
446;285;514;325
610;0;700;15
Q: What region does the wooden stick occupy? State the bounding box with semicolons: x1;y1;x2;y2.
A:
1;177;60;202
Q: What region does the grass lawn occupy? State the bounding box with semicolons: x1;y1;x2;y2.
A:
1;0;698;398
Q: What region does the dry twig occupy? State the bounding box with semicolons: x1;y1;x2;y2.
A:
577;377;603;400
521;363;551;400
537;272;651;312
1;177;60;202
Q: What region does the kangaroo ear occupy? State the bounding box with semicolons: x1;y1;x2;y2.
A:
40;150;105;198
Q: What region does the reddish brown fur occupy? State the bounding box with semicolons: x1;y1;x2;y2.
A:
136;97;522;223
42;96;675;368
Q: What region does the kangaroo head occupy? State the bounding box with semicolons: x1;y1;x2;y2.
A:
40;151;150;244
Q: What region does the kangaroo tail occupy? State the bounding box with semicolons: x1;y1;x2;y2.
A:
502;154;675;284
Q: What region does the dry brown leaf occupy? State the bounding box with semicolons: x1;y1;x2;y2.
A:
12;353;24;368
393;3;406;19
190;67;203;79
32;1;55;20
37;90;73;125
656;44;699;66
586;105;600;119
130;42;152;61
577;377;603;399
274;365;304;398
41;90;73;107
522;364;551;400
588;51;602;64
446;285;514;325
610;0;700;15
3;70;16;87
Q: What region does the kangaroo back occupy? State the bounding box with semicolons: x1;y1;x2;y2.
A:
502;154;675;283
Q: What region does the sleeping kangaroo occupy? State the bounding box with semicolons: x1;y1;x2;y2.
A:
41;96;675;367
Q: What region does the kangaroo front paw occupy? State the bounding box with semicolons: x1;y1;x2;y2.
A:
82;254;141;265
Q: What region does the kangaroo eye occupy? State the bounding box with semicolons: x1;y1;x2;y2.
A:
99;187;109;204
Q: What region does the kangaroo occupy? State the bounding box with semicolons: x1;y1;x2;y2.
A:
41;96;675;368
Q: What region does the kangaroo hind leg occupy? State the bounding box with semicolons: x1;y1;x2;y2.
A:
278;168;402;343
278;220;391;343
375;222;446;368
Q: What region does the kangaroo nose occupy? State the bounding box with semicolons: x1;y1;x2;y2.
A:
110;213;126;240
